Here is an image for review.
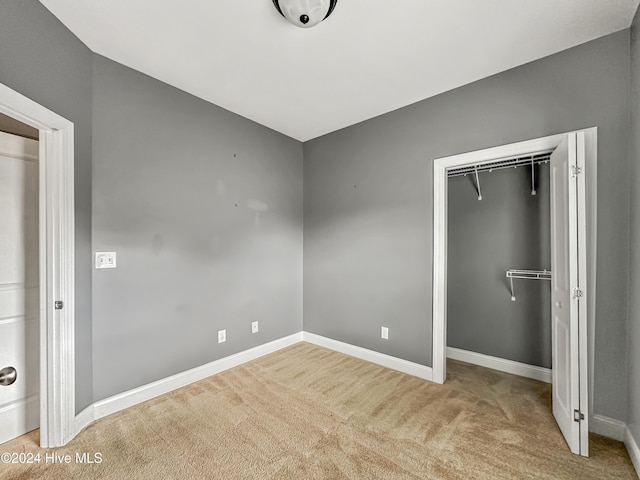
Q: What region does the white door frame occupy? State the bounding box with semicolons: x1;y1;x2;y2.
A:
431;128;597;419
0;83;75;447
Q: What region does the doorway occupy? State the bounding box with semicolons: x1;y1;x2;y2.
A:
431;129;597;456
446;151;552;380
0;82;76;447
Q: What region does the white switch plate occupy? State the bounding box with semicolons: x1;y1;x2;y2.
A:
95;252;117;269
218;329;226;343
381;326;389;340
251;321;259;334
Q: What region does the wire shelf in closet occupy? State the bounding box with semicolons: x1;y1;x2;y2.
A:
447;151;552;178
506;269;552;301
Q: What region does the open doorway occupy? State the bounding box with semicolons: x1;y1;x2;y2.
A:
431;129;597;456
0;83;76;447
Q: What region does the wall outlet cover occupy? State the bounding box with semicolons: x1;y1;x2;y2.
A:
95;252;117;269
218;329;226;343
251;321;259;334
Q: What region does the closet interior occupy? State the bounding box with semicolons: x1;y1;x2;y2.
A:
446;153;553;371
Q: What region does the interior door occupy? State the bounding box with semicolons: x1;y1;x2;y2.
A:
550;131;588;456
0;131;39;444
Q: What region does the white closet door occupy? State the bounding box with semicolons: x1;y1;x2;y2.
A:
550;131;588;456
0;131;39;445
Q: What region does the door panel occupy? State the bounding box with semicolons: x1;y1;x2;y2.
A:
0;132;39;445
550;132;587;456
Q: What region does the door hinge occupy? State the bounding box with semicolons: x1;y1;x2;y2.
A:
570;165;583;177
54;301;63;310
574;410;585;422
572;288;584;299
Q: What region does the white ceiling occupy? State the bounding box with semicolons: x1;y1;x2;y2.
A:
40;0;639;142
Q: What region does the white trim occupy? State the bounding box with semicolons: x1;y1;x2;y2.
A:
73;404;96;437
0;82;76;448
432;159;448;384
91;333;303;421
302;332;433;381
431;129;597;400
625;427;640;478
589;415;627;442
583;128;598;422
446;347;551;383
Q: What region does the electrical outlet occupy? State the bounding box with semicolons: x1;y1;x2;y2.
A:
381;326;389;340
251;321;259;334
95;252;116;269
218;329;226;343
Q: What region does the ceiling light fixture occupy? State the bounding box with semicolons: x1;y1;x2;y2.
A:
272;0;338;28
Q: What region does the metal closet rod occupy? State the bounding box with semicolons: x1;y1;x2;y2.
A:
447;151;552;178
506;269;552;302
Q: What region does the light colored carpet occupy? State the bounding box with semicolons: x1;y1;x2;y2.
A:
1;342;636;479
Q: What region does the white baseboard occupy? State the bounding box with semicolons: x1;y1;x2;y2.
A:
589;414;627;442
446;347;552;383
74;404;95;436
87;333;303;423
590;414;627;441
626;427;640;478
302;332;433;381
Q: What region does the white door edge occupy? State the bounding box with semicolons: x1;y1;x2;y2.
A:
0;82;76;448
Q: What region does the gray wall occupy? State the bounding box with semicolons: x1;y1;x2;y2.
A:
627;5;640;447
447;165;551;368
0;0;94;412
304;31;631;420
91;56;303;400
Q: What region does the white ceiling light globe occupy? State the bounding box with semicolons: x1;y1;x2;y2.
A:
272;0;338;28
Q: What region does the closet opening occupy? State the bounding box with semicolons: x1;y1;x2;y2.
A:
431;129;597;457
446;151;553;384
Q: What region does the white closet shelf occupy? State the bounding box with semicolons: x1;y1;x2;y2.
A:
506;269;552;301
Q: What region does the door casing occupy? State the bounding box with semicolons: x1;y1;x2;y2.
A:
431;128;597;435
0;82;75;447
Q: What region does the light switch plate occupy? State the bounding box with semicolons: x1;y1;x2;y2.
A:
95;252;117;269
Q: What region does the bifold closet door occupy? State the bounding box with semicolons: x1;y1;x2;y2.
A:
550;131;588;457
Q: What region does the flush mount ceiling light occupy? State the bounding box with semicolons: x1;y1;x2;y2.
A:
272;0;338;28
